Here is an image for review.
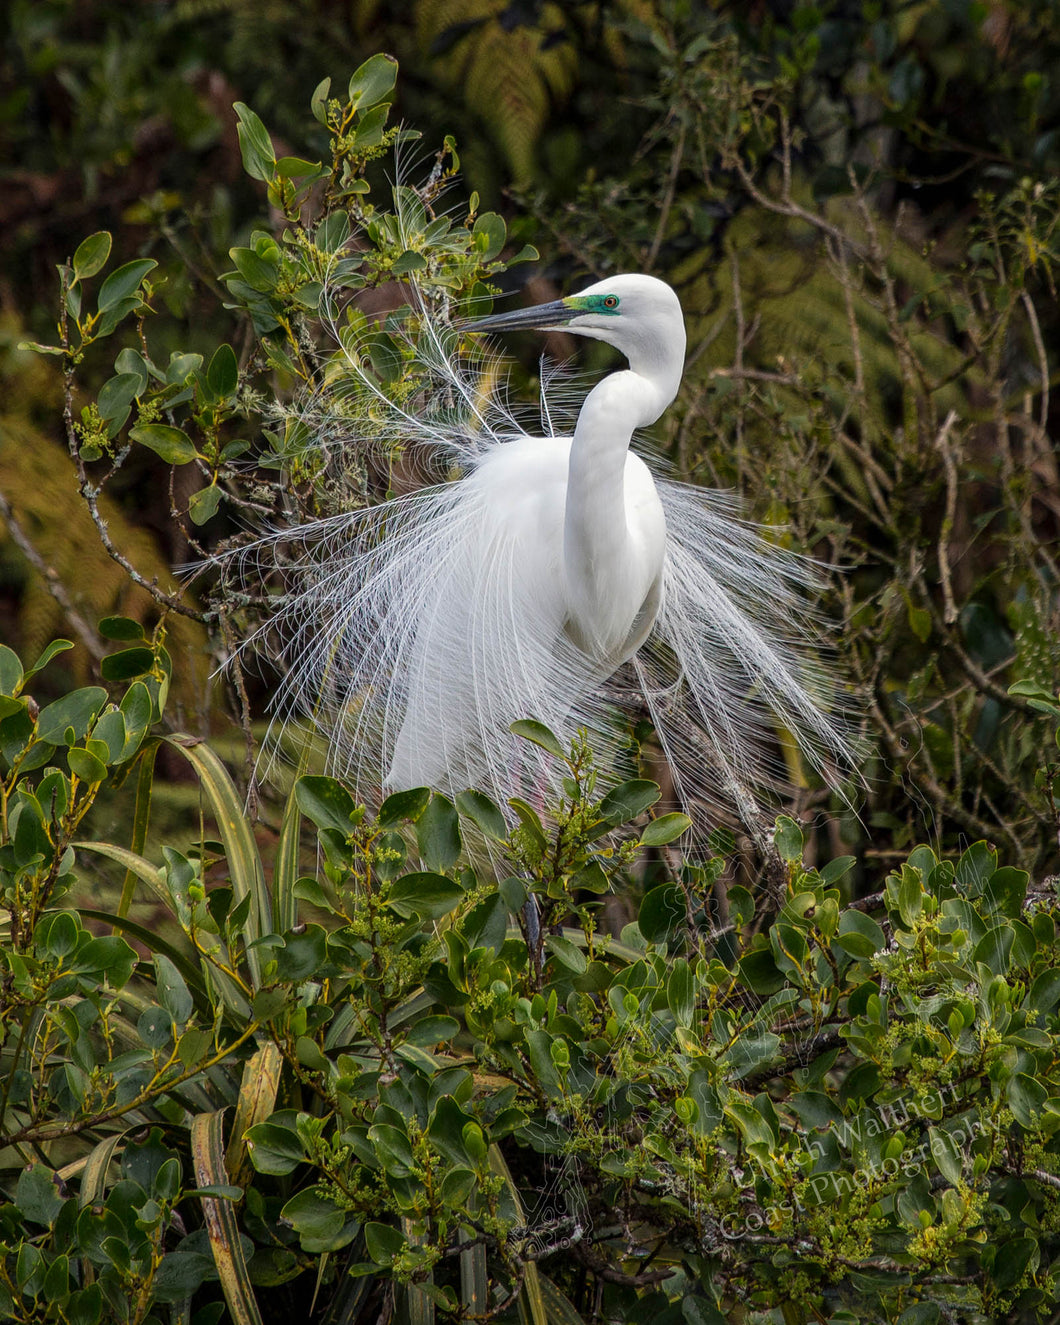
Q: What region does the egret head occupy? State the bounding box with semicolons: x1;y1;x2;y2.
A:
466;273;686;387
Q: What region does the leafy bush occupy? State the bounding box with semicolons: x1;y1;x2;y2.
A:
3;629;1060;1322
5;23;1060;1325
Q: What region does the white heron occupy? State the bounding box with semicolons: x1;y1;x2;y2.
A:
230;271;852;832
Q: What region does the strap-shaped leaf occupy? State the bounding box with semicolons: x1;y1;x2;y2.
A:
403;1218;435;1325
488;1146;547;1325
272;784;301;933
118;744;157;920
225;1043;283;1191
192;1110;262;1325
79;840;251;1021
166;736;268;988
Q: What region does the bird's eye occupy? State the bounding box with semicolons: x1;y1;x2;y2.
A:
603;295;619;309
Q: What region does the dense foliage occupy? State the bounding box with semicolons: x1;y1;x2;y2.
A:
3;630;1060;1323
3;3;1060;1321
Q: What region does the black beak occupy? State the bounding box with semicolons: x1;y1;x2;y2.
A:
462;297;573;334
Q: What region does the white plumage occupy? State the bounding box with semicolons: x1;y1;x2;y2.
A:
223;270;852;831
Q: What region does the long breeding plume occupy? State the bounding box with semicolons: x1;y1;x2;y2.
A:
216;246;854;834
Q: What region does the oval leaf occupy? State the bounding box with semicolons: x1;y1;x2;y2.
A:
98;259;157;312
388;872;464;920
73;231;112;280
130;424;197;464
510;718;565;758
455;789;507;841
640;812;692;847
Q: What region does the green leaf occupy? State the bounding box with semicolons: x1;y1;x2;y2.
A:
98;259;157;312
368;1123;415;1176
275;925;328;981
207;343;239;397
101;646;156;681
599;778;660;824
834;909;885;958
545;934;587;974
120;681;153;757
68;747;108;783
907;603;931;642
667;959;695;1026
72;231;112;280
820;855;856;886
510;718;565;758
640;812;692;847
316;211;351;253
364;1221;406;1266
392;251;427;275
1027;967;1060;1018
75;934;137;985
993;1236;1037;1290
230;246;280;292
295;774;358;835
153;1252;213;1304
378;785;430;825
166;736;268;991
166;351;204;383
348;53;398;111
24;638;74;680
928;1127;962;1184
138;1005;173;1048
0;694;24;721
955;840;996;896
638;884;685;944
472;212;507;261
192;1111;264;1325
273;785;302;933
508;798;546;849
499;876;527;912
99;615;145;641
16;1165;64;1226
0;644;23;695
773;815;804;863
37;686;107;743
389;872;464;920
404;1015;460;1047
311;76;331;124
1008;1072;1048;1127
973;924;1014;975
245;1121;305;1175
416;793;461;870
98;293;142;336
97;371;142;422
234;102;276;182
130;423;197;464
1008;679;1060;714
275;155;324;179
280;1188;356;1253
188;484;223;526
19;339;65;357
155;953;193;1023
896;865;923;927
455;788;507;840
569;859;609;893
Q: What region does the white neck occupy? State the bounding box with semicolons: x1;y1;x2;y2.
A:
563;367;673;658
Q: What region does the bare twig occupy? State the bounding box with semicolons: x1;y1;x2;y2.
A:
1021;289;1050;433
647;118;687;272
934;409;961;625
57;268;207;625
0;488;104;661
